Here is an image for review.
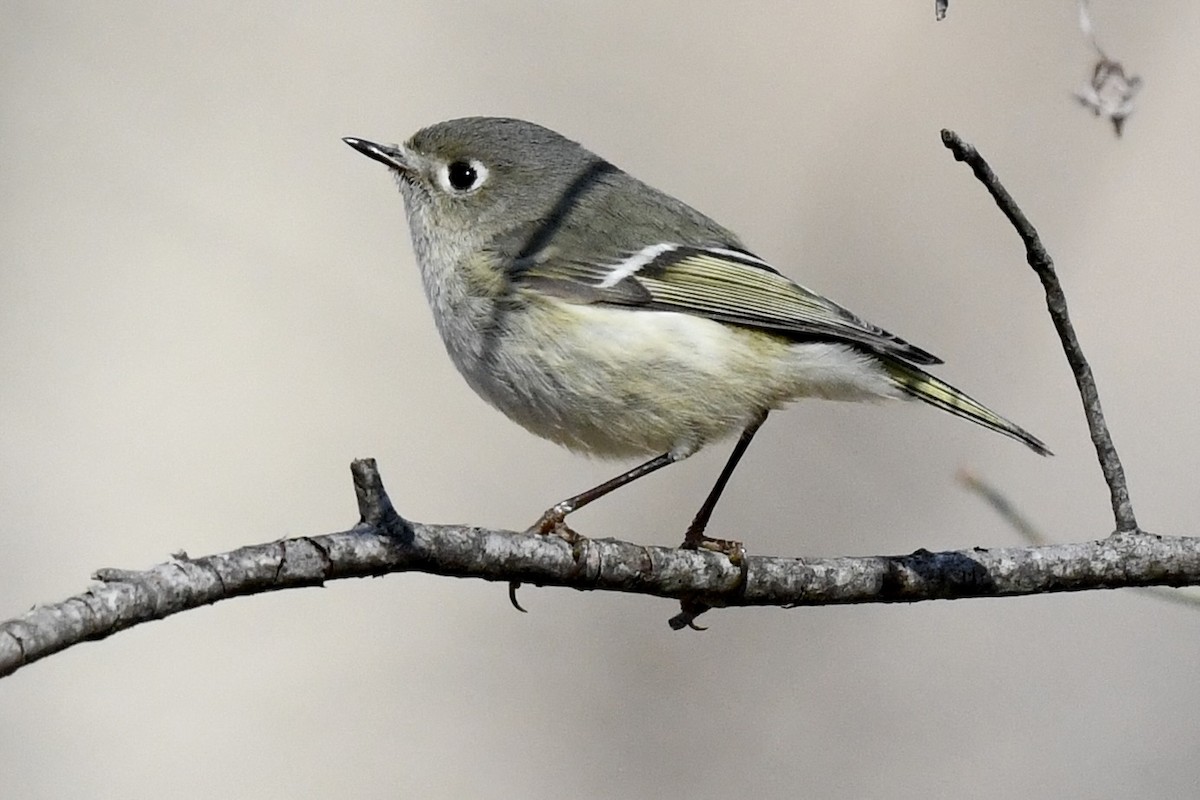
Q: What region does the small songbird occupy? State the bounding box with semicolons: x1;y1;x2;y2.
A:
344;118;1048;554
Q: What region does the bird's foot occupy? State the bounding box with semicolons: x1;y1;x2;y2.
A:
511;506;589;615
525;505;586;545
680;533;746;565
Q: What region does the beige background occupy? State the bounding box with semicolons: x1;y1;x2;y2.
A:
3;2;1199;797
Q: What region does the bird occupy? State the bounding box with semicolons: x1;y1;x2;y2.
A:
343;117;1048;554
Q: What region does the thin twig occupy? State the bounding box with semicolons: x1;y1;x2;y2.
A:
941;129;1138;533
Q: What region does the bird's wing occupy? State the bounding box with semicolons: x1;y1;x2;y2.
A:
513;243;942;365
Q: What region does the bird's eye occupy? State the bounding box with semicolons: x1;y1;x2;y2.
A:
441;159;488;193
447;161;476;190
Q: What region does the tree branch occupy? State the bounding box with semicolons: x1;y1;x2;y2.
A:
2;458;1198;679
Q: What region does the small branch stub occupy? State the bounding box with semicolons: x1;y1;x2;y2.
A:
352;457;414;543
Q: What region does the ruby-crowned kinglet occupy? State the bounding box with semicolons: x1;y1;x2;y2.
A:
344;118;1048;553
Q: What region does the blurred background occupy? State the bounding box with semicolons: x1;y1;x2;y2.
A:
3;2;1198;797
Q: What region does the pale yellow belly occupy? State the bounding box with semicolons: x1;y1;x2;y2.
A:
458;299;898;460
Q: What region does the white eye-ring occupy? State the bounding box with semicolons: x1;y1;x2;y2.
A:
438;159;489;194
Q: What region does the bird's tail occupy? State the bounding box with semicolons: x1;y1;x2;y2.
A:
882;358;1051;456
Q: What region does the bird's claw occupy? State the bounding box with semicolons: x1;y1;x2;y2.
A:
508;581;528;612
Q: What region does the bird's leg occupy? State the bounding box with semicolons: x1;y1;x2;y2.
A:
681;410;769;560
527;451;680;540
516;452;681;612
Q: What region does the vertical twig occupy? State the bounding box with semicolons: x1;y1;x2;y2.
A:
940;129;1138;534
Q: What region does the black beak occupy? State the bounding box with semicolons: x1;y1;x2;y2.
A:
343;137;411;172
